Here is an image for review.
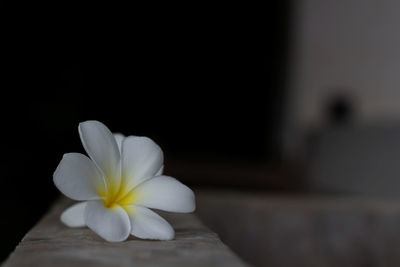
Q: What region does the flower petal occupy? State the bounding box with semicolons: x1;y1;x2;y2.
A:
155;165;164;176
134;176;195;213
79;121;121;193
53;153;106;201
121;136;163;191
113;133;125;153
60;202;87;227
85;200;131;242
126;205;174;240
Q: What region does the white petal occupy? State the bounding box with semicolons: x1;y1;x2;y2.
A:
134;176;195;213
113;133;125;153
85;200;131;242
127;205;174;240
155;165;164;176
60;202;87;227
53;153;105;201
121;136;163;191
79;121;121;185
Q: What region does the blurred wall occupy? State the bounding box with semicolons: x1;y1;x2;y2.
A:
284;0;400;155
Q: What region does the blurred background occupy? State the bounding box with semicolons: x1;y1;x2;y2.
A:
3;1;400;266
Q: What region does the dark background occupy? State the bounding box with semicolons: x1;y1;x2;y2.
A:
1;3;291;261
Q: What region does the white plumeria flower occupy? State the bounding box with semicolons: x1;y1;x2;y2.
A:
53;120;195;242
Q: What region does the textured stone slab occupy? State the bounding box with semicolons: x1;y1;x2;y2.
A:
3;197;247;267
196;190;400;267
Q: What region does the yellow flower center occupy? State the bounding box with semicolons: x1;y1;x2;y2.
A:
98;175;139;211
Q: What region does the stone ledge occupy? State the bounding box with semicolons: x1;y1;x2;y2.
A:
196;190;400;267
3;197;247;267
